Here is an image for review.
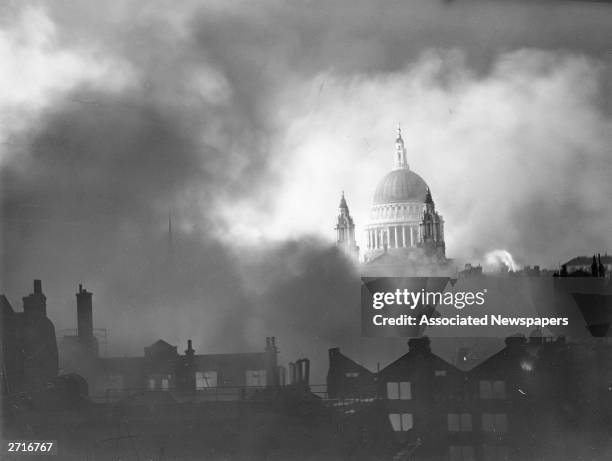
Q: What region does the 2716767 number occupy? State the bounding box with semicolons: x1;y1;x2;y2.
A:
5;441;57;456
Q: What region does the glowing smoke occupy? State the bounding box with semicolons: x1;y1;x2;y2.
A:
484;249;520;272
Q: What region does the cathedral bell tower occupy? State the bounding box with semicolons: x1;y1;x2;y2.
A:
335;192;359;260
419;187;445;257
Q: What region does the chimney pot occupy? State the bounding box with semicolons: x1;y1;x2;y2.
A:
34;279;42;294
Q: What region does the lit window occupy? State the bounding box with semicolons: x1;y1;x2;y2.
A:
388;413;413;432
148;378;156;390
387;381;411;399
345;372;359;378
435;370;447;377
161;378;169;390
246;370;266;387
196;371;218;388
387;382;399;399
399;381;411;399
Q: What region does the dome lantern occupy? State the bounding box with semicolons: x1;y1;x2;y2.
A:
394;123;409;170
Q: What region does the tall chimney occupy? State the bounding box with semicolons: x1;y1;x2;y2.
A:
76;284;94;345
23;279;47;318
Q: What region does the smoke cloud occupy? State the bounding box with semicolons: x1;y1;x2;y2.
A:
1;1;611;381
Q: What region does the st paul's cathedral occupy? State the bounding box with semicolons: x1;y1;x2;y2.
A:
335;126;452;276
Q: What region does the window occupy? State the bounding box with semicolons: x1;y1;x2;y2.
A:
480;380;506;399
435;370;447;377
345;372;359;378
448;413;472;432
482;445;509;461
386;381;411;400
148;378;156;390
196;371;218;388
492;381;506;399
387;382;398;399
246;370;266;387
388;413;413;432
479;380;492;399
482;414;508;433
448;413;460;432
161;378;169;390
449;446;475;461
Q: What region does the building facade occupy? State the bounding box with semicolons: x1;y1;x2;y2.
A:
326;334;612;461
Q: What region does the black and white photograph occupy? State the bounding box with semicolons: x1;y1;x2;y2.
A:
1;1;611;460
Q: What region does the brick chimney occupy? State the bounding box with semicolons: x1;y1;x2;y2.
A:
76;284;94;346
23;279;47;319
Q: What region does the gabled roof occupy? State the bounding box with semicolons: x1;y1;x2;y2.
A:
380;349;459;378
1;294;15;316
328;349;375;377
144;339;178;355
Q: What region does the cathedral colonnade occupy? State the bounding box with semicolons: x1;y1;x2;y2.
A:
366;224;421;250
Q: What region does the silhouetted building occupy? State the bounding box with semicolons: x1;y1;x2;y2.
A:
377;337;467;460
562;253;611;278
87;336;282;399
58;284;100;389
0;280;58;395
327;334;612;461
327;347;377;399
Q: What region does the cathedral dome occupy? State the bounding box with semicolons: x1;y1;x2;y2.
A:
373;168;429;205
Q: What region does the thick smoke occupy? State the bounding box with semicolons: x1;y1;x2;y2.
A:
1;1;611;383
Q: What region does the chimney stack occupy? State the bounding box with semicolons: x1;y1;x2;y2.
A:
23;279;47;318
76;284;94;349
408;337;431;354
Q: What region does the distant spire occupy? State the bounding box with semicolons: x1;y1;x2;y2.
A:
339;190;348;209
335;191;359;259
394;123;408;170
